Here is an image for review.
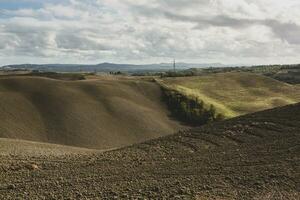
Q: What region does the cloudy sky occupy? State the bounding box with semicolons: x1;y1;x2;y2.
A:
0;0;300;65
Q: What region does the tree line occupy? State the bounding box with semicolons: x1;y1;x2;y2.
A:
160;86;225;126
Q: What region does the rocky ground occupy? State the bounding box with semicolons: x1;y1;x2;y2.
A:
0;103;299;199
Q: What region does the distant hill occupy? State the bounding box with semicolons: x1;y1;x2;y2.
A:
174;64;300;84
161;72;300;118
0;76;183;149
1;62;226;73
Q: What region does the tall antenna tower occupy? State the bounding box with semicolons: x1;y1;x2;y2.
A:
173;59;176;72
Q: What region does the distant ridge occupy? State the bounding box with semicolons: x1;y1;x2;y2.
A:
1;62;226;72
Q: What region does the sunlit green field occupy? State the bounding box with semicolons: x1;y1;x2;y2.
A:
160;72;300;118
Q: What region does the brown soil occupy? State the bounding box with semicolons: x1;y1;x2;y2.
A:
0;76;183;150
0;103;299;199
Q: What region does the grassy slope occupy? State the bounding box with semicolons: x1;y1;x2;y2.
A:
1;103;299;199
161;72;300;117
0;76;182;150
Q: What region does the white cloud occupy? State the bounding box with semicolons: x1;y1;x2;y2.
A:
0;0;299;65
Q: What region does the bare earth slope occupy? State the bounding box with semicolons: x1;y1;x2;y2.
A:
0;103;299;199
0;138;100;157
0;76;182;149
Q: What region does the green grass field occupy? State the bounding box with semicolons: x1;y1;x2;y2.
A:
160;72;300;118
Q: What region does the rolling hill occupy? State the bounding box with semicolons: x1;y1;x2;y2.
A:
0;76;183;150
0;103;299;199
160;72;300;118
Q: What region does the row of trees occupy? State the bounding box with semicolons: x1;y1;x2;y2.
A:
161;86;224;126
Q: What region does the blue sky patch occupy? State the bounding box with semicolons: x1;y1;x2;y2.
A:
0;0;69;10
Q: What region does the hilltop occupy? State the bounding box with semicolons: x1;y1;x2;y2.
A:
1;103;299;199
0;76;183;150
160;72;300;118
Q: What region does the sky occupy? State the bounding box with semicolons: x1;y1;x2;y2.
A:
0;0;300;65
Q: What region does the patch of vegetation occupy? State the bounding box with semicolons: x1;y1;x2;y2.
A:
270;71;300;84
159;72;300;119
160;71;194;77
131;72;164;76
161;64;300;84
109;71;127;75
28;71;86;81
0;71;87;81
160;83;224;126
243;64;300;84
